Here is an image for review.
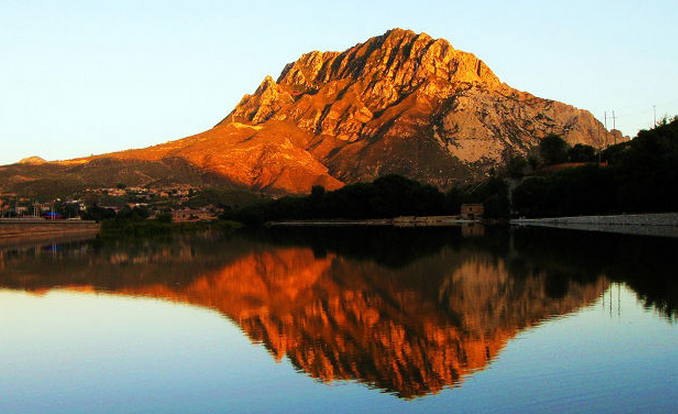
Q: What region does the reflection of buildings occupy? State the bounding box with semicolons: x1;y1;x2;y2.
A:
0;236;607;399
461;223;485;237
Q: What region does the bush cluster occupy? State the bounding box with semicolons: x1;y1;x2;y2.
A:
513;117;678;217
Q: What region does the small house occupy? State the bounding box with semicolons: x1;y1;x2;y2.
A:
460;204;484;220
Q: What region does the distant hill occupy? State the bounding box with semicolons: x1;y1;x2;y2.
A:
0;29;624;198
0;157;247;200
19;156;47;165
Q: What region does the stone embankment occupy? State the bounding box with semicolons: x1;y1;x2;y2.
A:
0;218;100;244
268;216;476;227
511;213;678;238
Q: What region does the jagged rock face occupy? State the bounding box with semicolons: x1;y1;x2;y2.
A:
213;28;622;189
1;29;624;194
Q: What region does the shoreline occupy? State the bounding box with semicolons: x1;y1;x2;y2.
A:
0;219;100;242
267;216;483;227
0;231;100;249
268;213;678;238
511;213;678;238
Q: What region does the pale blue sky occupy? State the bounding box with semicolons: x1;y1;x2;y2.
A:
1;0;677;165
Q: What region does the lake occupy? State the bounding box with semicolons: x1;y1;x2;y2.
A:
0;226;676;413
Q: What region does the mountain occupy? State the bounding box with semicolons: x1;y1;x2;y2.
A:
0;29;624;196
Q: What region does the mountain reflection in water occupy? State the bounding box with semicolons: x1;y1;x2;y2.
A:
0;227;676;398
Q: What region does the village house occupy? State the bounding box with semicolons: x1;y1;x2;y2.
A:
172;208;218;222
460;204;484;220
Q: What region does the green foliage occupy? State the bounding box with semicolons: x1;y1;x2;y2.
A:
466;177;510;218
82;204;117;222
613;116;678;212
567;144;597;162
513;166;616;217
600;141;630;163
539;134;570;165
444;187;465;215
514;117;678;217
116;205;150;221
506;156;528;178
224;174;512;225
310;185;326;200
155;213;173;223
60;203;82;219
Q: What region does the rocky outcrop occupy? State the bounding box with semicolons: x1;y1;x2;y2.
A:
19;156;47;165
211;28;624;190
3;29;625;194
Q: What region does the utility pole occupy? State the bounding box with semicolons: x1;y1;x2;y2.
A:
596;117;602;164
612;111;617;145
604;111;607;131
612;111;616;130
653;105;657;127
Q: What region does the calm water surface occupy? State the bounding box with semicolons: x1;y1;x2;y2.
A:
0;227;676;413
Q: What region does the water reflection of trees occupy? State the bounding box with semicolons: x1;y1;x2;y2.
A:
0;227;675;397
0;233;253;290
251;226;678;320
509;227;678;320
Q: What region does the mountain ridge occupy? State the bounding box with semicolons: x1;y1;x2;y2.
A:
1;28;624;196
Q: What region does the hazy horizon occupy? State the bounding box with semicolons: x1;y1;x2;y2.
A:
2;0;677;165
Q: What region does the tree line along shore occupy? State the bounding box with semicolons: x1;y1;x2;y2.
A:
4;116;675;239
222;117;678;226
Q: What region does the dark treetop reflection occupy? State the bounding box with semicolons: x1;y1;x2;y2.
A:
0;227;676;398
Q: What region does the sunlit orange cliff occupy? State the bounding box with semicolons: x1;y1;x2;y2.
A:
0;29;625;195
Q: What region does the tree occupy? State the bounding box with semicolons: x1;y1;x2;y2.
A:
527;154;540;170
506;155;528;178
310;185;325;202
444;187;464;214
62;203;81;219
467;177;510;218
539;134;570;165
613;116;678;211
83;204;117;222
568;144;596;162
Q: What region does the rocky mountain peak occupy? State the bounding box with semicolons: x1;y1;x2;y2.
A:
2;29;626;195
276;28;502;94
209;29;624;191
225;75;294;125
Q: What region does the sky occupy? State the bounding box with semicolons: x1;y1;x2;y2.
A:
1;0;677;165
